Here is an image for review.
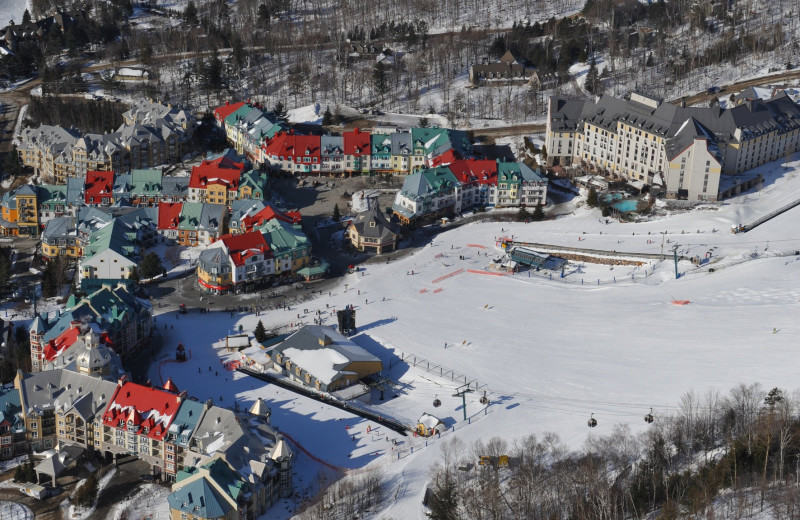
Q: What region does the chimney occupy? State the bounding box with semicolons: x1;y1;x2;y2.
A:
117;375;128;387
70;320;80;330
319;335;332;347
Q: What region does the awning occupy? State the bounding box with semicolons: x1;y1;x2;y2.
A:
198;278;230;291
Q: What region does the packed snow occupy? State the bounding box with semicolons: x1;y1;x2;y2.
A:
149;152;800;519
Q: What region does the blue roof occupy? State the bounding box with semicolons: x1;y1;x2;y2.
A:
169;399;205;447
167;477;233;517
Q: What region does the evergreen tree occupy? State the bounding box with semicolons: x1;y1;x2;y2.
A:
334;106;346;125
128;266;140;283
138;252;163;279
332;204;341;222
418;117;430;128
184;0;199;25
532;205;545;221
257;4;271;27
254;320;268;343
273;101;287;123
2;147;24;177
517;205;530;221
372;62;389;99
646;52;654;67
322;106;334;126
429;469;459;520
22;9;31;24
587;187;598;207
584;57;599;95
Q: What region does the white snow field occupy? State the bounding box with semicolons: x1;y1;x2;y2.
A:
150;156;800;519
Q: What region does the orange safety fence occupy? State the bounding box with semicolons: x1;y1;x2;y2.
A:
419;288;428;293
467;269;509;277
671;300;691;305
431;268;464;284
467;244;487;249
433;288;443;294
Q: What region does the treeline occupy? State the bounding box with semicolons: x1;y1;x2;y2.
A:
26;97;125;135
427;384;800;519
293;468;384;520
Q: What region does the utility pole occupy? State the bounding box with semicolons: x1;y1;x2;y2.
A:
660;231;667;261
453;384;474;422
673;246;679;279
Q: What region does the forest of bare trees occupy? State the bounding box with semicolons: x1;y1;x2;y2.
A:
18;0;800;124
425;384;800;519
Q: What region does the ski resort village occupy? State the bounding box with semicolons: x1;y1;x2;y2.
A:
7;0;800;518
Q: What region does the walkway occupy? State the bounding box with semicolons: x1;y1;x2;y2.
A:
506;240;685;261
237;367;411;436
740;197;800;233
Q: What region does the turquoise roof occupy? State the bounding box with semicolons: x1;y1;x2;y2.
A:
82;221;137;259
178;202;203;230
223;105;254;128
167;477;233;518
130;169;163;197
169;399;204;448
37;185;67;207
258;218;308;255
238;169;269;198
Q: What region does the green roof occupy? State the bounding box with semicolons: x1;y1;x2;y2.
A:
167;477;233;518
38;185;67;207
130;169;163;197
82;221;137;259
238;169;268;198
258;218;308;254
204;458;247;501
223;105;254;128
178;202;203;230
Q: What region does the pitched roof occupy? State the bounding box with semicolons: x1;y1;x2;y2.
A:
214;101;247;124
102;380;181;441
157;202;183;230
220;231;271;266
348;207;399;241
167;476;234;517
189;158;244;191
271;325;382;384
447;159;498;185
84;171;116;204
343;128;371;156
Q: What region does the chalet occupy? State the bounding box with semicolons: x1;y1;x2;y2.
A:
469;50;540;88
267;325;383;392
346;207;400;254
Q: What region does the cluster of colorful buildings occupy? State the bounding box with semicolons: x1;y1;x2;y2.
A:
392;160;548;225
17;100;195;183
30;283;153;371
195;205;311;295
9;342;293;519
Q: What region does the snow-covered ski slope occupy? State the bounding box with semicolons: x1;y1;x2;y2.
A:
152;156;800;519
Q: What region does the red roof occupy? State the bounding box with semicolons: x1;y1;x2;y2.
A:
242;205;300;232
343;128;371;156
158;202;183;230
189;157;244;191
214;101;246;124
102;381;182;441
43;324;82;362
220;231;272;267
163;377;179;393
448;160;498;185
84;171;115;204
262;132;321;162
429;149;458;168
